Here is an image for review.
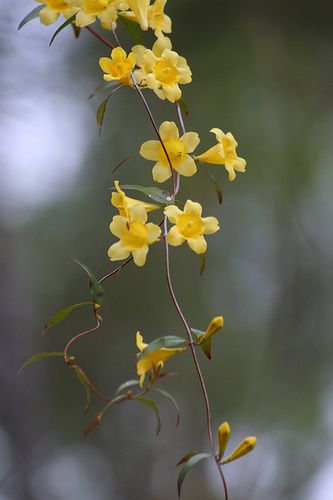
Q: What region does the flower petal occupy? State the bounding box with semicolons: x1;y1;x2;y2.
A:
202;216;220;235
111;46;126;61
187;235;207;254
108;241;131;261
132;245;149;266
109;215;128;237
39;7;59;25
130;204;148;224
210;128;224;143
181;132;200;154
152;161;172;183
136;330;147;352
174;155;197;177
162;84;181;103
146;223;162;244
167;226;186;246
159;121;179;141
140;140;160;160
164;205;182;223
184;200;202;216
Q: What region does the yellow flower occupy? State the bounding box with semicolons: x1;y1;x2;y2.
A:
218;422;231;459
111;181;160;217
199;316;224;345
35;0;79;25
133;36;191;102
140;121;199;183
136;331;187;386
72;0;118;28
121;0;171;36
125;0;150;31
99;47;136;86
108;204;161;266
195;128;246;181
222;436;257;464
164;200;219;254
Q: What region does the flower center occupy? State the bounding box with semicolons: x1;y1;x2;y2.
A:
123;222;148;250
159;139;186;166
83;0;109;14
154;60;179;85
47;0;70;11
110;60;132;79
177;213;203;238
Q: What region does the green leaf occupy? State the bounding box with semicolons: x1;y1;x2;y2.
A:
73;260;104;306
205;167;223;204
96;99;108;137
18;352;63;374
138;398;161;435
88;81;120;100
119;15;144;44
49;14;76;46
190;328;204;341
75;367;91;415
152;388;180;426
115;379;140;396
177;453;211;497
199;338;212;360
18;6;43;30
72;24;81;39
177;98;189;117
43;302;93;334
199;253;206;276
176;451;199;466
138;336;187;358
119;185;173;204
84;394;127;435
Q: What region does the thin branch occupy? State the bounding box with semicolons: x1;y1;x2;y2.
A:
85;25;115;49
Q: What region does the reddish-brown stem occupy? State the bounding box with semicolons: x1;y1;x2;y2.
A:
163;217;228;500
98;256;133;285
64;316;100;360
85;26;115;49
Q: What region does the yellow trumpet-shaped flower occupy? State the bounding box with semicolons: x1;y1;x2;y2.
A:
125;0;150;31
222;436;257;464
133;36;191;102
136;331;187;386
140;121;200;183
218;422;231;459
108;204;161;266
72;0;118;28
199;316;224;345
195;128;246;181
121;0;171;36
111;181;160;218
99;47;136;86
35;0;79;25
164;200;219;254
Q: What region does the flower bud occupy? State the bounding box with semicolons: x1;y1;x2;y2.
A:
218;421;230;459
222;436;257;464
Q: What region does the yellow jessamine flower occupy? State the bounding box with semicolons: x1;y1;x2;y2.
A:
199;316;224;345
99;47;136;86
195;128;247;181
108;204;161;266
164;200;219;254
72;0;118;28
35;0;79;25
136;331;187;386
133;36;191;102
125;0;150;31
121;0;171;36
140;121;199;183
111;181;160;217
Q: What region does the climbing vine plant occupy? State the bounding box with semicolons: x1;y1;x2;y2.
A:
18;1;256;498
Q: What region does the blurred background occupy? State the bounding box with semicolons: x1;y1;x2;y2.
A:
1;1;333;499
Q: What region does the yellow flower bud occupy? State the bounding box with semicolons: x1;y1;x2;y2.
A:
222;436;257;464
217;421;230;459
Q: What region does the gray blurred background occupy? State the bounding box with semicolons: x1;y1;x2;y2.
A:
1;1;333;499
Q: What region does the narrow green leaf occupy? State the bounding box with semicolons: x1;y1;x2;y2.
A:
119;185;172;204
43;302;93;334
84;394;127;435
96;99;108;136
190;328;204;341
176;451;199;466
72;23;81;39
75;367;91;415
138;336;187;359
118;15;144;44
112;153;138;173
18;5;43;30
177;453;211;497
73;259;104;306
88;81;120;100
115;379;140;396
138;398;161;435
18;352;63;374
152;388;180;426
199;253;206;276
177;98;189;117
205;167;223;204
49;14;76;46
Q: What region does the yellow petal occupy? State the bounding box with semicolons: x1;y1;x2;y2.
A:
140;140;160;160
159;121;179;141
225;163;236;181
174;155;197;177
126;0;150;30
39;7;59;25
99;57;113;73
218;422;231;459
202;216;220;235
195;144;225;165
136;330;148;352
199;316;224;344
164;205;182;223
146;223;162;244
181;132;200;154
132;245;149;266
162;84;181;103
210;128;224;143
167;226;186;246
187;235;207;254
109;215;128;238
130;204;147;224
152;160;172;183
107;241;131;261
152;34;172;56
75;10;95;27
184;200;202;217
111;46;126;61
222;437;257;464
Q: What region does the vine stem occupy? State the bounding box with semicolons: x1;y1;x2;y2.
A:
163;218;228;500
